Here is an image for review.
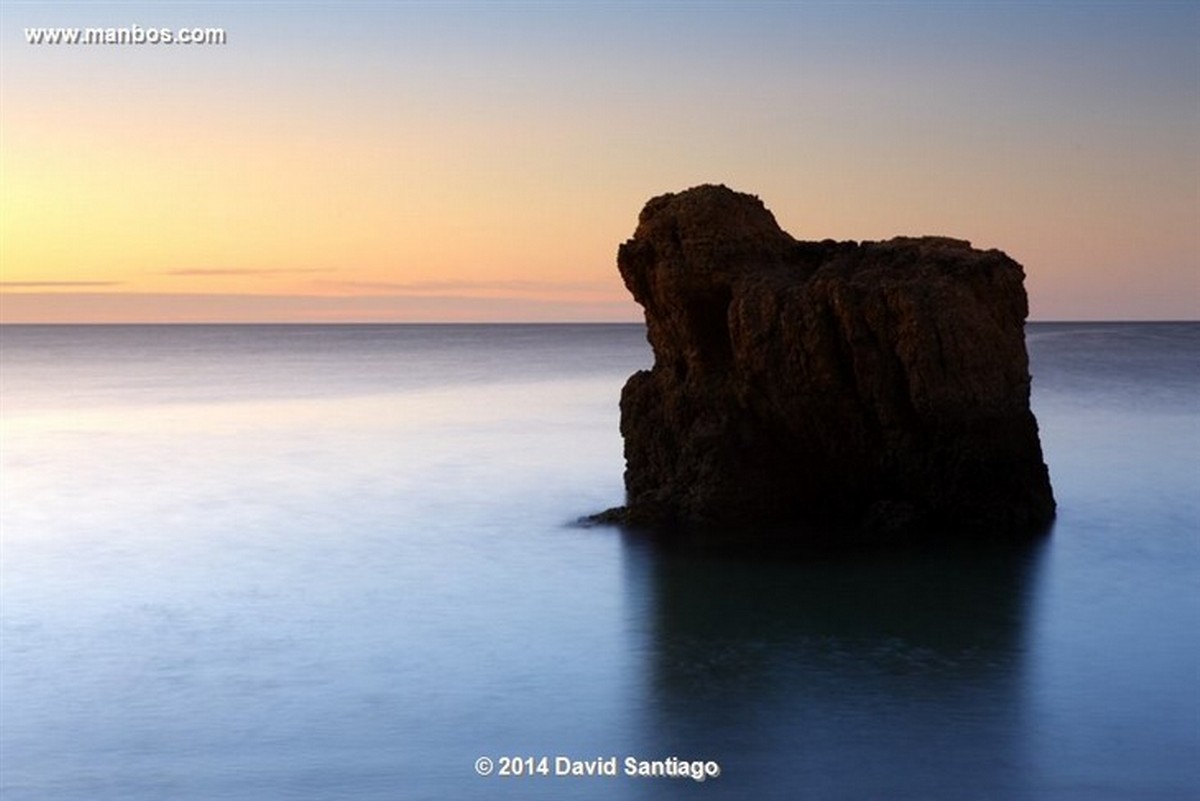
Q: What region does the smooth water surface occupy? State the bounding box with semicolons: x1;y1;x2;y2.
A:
1;323;1197;799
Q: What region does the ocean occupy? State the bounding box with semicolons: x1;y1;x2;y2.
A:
1;322;1196;800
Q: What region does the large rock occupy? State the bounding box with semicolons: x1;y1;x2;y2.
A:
615;184;1054;547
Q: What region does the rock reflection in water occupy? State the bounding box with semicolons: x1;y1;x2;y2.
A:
620;537;1047;800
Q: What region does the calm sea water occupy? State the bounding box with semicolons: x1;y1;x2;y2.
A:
1;322;1197;800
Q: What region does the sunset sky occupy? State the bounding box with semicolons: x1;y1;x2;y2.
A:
1;1;1196;323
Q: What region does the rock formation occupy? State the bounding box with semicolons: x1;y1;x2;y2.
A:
612;184;1054;548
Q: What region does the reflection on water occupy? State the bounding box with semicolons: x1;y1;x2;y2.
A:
622;538;1047;799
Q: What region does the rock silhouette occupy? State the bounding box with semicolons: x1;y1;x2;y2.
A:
613;184;1055;548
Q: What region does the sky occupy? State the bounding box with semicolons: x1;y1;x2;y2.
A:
1;1;1196;323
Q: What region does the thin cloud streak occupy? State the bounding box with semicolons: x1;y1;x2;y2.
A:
1;280;123;288
164;268;336;277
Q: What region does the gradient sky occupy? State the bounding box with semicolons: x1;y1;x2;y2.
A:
1;1;1196;322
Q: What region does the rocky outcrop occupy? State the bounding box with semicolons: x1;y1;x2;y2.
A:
613;184;1054;548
